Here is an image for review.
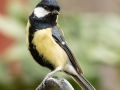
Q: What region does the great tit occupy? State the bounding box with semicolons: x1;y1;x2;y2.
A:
26;0;95;90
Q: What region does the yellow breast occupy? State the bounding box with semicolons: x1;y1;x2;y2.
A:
32;28;68;69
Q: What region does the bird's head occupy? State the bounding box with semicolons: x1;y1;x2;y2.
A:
31;0;60;24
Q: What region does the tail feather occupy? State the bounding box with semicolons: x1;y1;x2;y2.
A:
71;74;96;90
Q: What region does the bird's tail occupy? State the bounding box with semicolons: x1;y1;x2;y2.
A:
71;74;96;90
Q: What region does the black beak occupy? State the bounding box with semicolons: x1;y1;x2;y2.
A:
52;10;60;15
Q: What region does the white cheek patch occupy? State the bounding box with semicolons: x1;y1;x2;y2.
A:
34;7;50;18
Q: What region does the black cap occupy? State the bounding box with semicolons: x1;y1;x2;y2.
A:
37;0;59;7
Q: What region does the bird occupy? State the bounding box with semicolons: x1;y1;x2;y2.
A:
26;0;96;90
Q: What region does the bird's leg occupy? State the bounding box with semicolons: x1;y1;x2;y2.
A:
40;67;62;88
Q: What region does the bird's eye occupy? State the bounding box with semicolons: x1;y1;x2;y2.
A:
44;5;49;10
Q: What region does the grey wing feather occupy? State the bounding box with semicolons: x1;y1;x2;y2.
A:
52;25;83;74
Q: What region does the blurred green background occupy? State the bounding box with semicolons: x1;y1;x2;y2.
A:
0;0;120;90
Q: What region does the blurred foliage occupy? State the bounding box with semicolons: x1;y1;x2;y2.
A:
0;0;120;90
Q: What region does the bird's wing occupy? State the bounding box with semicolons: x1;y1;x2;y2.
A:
52;25;83;74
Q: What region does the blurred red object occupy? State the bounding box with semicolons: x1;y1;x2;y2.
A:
8;60;22;78
0;31;15;55
19;0;29;4
0;0;7;15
